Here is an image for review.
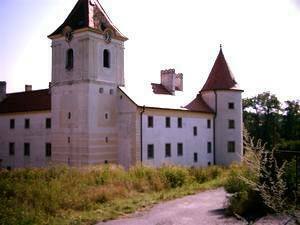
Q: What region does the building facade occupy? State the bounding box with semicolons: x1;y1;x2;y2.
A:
0;0;243;169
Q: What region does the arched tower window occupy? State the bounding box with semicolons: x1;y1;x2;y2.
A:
103;49;110;68
66;49;74;70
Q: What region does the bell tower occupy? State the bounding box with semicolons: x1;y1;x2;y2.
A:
48;0;128;166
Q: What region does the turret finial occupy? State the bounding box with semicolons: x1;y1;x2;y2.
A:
220;44;223;49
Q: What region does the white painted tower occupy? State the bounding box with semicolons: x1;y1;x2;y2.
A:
48;0;127;166
200;47;243;165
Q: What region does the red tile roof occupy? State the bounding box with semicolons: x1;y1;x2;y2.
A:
201;49;241;92
0;89;51;114
151;83;172;95
48;0;127;40
184;94;214;113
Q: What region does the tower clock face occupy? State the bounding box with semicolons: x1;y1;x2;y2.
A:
104;30;112;43
63;26;73;42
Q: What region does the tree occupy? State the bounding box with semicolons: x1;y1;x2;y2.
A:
243;92;281;149
281;100;300;141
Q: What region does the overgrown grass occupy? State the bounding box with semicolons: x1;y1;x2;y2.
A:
0;165;228;225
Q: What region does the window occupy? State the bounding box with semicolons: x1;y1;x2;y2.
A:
10;119;15;129
105;137;109;143
177;143;183;156
68;137;71;143
193;126;197;136
229;120;235;129
46;118;51;129
105;113;109;119
148;116;153;128
45;143;51;157
177;118;182;128
147;144;154;159
109;89;114;95
66;49;74;70
207;142;212;153
9;143;15;156
229;102;235;109
228;141;235;153
194;153;198;162
103;49;110;68
25;119;30;129
68;112;71;119
24;143;30;156
165;143;171;157
166;117;171;128
99;88;104;94
207;119;211;129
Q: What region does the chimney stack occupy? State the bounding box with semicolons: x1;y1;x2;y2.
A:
175;73;183;91
160;69;183;95
25;85;32;92
0;81;6;102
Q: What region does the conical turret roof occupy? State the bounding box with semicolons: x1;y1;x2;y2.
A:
201;48;241;92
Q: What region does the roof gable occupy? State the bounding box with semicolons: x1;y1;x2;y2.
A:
184;94;214;113
48;0;127;41
201;48;241;92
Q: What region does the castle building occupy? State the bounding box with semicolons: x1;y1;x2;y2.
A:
0;0;243;169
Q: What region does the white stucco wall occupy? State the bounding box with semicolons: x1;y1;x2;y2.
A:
201;90;243;165
141;109;214;167
117;90;140;168
0;111;52;168
51;31;125;87
50;30;125;166
214;91;243;165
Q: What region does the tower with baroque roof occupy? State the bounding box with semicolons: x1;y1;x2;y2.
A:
200;47;243;165
48;0;127;166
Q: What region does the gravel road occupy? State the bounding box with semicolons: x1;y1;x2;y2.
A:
97;188;245;225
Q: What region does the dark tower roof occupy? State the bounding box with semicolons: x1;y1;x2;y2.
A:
48;0;127;41
201;48;242;92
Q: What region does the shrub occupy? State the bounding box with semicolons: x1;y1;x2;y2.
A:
160;166;190;188
278;140;300;152
224;164;251;194
225;130;292;219
189;166;223;184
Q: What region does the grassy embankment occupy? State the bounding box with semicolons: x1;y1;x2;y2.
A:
0;165;229;225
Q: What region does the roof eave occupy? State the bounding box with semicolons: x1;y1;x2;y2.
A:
48;27;128;41
118;87;215;114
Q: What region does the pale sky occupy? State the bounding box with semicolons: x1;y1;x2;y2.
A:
0;0;300;101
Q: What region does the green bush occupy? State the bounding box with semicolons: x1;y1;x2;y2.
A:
224;164;252;194
283;159;297;198
225;131;294;219
189;166;224;184
278;140;300;151
160;166;190;188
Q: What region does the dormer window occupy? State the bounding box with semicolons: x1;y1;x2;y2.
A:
103;49;110;68
66;49;74;70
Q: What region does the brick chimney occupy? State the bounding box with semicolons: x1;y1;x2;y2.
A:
175;73;183;91
161;69;183;95
0;81;6;102
25;85;32;92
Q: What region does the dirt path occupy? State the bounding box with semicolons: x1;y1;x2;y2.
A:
97;188;245;225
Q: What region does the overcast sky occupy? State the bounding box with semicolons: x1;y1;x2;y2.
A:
0;0;299;101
